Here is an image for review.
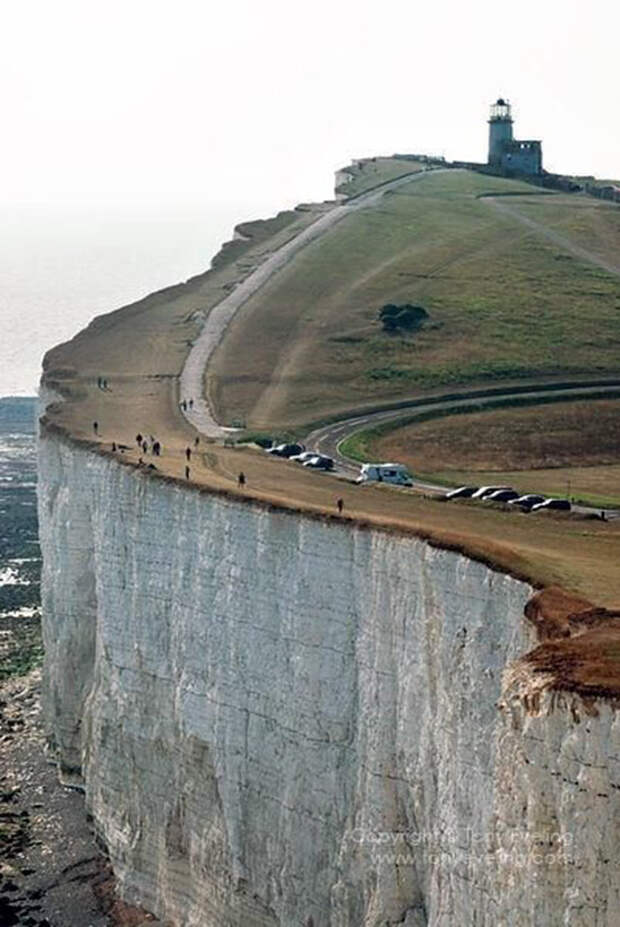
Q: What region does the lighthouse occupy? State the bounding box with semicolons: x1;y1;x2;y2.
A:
488;98;513;165
487;98;542;175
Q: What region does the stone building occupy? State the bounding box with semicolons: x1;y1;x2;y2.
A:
488;98;542;175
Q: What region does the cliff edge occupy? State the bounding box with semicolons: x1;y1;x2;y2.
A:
37;167;620;925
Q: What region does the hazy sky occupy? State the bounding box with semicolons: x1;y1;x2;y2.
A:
3;0;619;212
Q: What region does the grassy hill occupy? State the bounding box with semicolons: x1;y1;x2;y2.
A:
335;155;425;197
209;169;620;430
38;159;620;611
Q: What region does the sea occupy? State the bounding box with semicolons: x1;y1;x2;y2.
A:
0;397;39;618
0;198;285;650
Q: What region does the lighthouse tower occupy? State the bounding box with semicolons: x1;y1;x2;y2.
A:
488;98;513;166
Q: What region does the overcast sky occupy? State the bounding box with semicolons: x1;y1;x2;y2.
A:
2;0;619;213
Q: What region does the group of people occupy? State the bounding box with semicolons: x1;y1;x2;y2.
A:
135;433;161;457
92;394;349;504
97;376;110;391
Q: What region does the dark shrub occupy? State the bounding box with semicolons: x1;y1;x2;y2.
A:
379;303;429;332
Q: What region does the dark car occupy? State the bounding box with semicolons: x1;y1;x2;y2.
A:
508;494;545;511
484;489;520;503
303;455;334;471
267;442;305;458
312;455;334;471
470;485;513;500
531;498;572;513
445;486;478;500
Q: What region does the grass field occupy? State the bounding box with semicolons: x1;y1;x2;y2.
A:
355;399;620;507
38;160;620;699
210;169;620;430
336;156;425;197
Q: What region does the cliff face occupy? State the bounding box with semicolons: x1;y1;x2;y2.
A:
38;428;620;926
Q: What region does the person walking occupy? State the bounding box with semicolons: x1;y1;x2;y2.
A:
185;447;191;461
336;498;344;514
194;436;200;447
238;472;246;487
185;465;190;479
93;421;99;435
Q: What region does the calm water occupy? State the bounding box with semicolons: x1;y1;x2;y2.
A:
0;199;281;396
0;199;282;615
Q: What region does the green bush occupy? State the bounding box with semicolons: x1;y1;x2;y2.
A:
379;303;429;333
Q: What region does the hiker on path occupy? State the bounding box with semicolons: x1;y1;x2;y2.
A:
153;441;161;456
93;421;99;435
142;440;148;454
189;398;194;409
194;436;200;447
238;472;246;487
185;465;190;479
337;498;344;514
185;447;191;461
136;433;143;446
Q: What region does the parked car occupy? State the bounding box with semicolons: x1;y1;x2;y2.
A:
303;455;334;470
531;498;572;513
445;486;478;500
290;451;317;463
484;489;520;503
508;494;545;510
313;455;334;471
470;485;513;500
356;463;413;486
267;442;304;458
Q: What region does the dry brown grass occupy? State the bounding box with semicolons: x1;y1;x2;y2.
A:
44;388;620;610
41;171;620;638
373;400;620;470
370;400;620;505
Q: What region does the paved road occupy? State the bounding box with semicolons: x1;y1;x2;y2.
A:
179;169;448;436
179;171;620;515
305;380;620;509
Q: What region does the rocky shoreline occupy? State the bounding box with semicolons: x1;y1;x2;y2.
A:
0;661;159;926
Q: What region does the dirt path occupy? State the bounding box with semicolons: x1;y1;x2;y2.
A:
180;169;450;437
484;196;620;277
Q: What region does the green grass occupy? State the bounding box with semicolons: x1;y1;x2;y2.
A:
210;167;620;430
336;156;425;197
340;394;620;508
335;392;605;462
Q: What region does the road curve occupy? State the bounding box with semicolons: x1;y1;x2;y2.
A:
179;169;449;436
305;380;620;498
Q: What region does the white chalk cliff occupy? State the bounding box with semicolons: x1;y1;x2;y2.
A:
37;421;620;926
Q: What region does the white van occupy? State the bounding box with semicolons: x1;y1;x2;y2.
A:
356;463;413;486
